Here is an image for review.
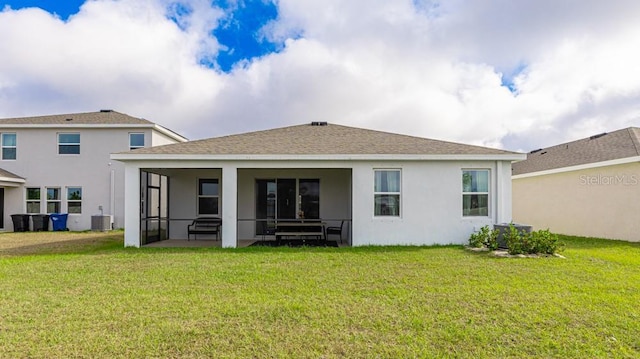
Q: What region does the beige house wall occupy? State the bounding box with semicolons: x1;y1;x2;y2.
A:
513;162;640;241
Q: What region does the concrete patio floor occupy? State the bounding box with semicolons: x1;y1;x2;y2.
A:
143;238;348;248
143;239;256;248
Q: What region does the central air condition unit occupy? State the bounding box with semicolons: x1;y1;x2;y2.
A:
91;215;113;231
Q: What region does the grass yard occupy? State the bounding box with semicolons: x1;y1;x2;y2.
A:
0;232;639;358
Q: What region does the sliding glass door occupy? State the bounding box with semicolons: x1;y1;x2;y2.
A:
276;179;296;220
255;178;319;235
299;179;319;219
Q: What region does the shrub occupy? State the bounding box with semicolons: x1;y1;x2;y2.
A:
530;229;563;254
468;225;499;250
469;231;484;248
505;224;527;255
505;224;562;255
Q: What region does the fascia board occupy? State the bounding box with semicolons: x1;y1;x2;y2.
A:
152;124;189;142
0;123;187;143
0;124;155;129
0;176;25;184
111;153;526;162
512;156;640;179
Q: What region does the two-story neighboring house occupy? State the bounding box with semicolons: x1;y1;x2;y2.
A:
0;110;187;231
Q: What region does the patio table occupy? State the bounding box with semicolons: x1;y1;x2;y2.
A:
275;220;326;243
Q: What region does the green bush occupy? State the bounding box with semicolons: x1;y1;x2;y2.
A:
505;224;525;254
469;231;484;248
468;225;499;250
505;224;562;255
530;229;563;254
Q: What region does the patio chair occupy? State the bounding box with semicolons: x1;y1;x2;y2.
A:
325;221;344;243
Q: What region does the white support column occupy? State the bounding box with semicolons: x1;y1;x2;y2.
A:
495;160;510;224
502;160;514;223
350;164;368;247
494;161;504;223
123;165;141;247
221;165;238;248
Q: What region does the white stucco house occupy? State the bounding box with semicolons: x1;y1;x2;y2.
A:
112;122;525;247
0;110;187;231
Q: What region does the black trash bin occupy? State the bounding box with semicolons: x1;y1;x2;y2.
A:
31;214;51;232
11;214;31;232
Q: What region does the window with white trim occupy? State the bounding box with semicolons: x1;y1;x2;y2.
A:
129;133;144;150
1;133;16;160
198;179;219;216
47;187;61;214
462;170;489;216
58;133;80;154
67;187;82;214
26;187;41;213
374;170;401;217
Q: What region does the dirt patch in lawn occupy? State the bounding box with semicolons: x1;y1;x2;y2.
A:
0;231;123;257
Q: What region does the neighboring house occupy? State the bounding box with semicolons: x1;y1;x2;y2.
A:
111;122;525;247
512;127;640;242
0;110;187;231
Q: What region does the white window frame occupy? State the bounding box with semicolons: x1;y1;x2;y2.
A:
373;169;401;217
67;187;82;214
1;133;17;160
58;133;80;155
129;133;145;150
26;187;41;214
462;169;490;217
197;179;219;216
46;187;61;214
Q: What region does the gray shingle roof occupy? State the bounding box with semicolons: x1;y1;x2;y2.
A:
0;110;153;125
512;127;640;175
126;123;519;156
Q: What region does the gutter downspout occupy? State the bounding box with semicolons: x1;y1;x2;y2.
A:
110;169;115;229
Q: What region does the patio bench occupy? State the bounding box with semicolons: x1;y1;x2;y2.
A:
187;217;222;240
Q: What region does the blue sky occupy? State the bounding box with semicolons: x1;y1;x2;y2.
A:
1;0;640;150
1;0;83;19
210;0;279;71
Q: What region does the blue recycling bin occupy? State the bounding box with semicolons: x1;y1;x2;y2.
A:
50;213;69;231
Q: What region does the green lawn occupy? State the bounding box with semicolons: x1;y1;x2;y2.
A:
0;232;639;358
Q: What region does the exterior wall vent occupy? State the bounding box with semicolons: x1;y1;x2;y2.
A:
311;121;328;126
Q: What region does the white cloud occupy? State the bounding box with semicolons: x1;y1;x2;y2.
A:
1;0;640;150
0;0;225;136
